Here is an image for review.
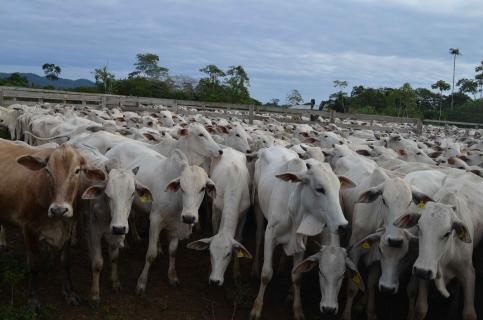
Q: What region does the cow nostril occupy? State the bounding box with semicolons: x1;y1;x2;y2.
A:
218;150;223;155
337;223;349;233
49;207;69;217
209;279;221;286
321;306;337;315
112;226;127;235
380;285;397;295
246;149;251;153
182;216;195;224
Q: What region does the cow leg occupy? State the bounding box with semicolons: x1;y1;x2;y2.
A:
0;225;6;249
88;233;103;307
129;211;142;243
136;212;163;295
414;280;428;320
366;263;380;320
406;276;418;320
251;203;264;277
24;229;41;311
249;227;275;320
61;241;81;305
459;266;477;320
167;233;180;287
292;252;305;320
109;243;121;293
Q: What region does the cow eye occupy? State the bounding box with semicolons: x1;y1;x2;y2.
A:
198;133;204;137
163;115;167;118
382;198;386;205
200;187;205;193
75;168;81;175
235;134;240;137
443;231;451;238
315;187;325;194
416;152;422;155
225;252;231;258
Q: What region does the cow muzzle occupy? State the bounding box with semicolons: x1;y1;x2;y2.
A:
387;238;403;248
111;226;127;235
182;215;197;225
379;284;398;295
48;204;72;218
413;266;433;280
320;305;338;315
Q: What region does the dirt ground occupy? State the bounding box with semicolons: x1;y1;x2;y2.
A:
1;212;483;320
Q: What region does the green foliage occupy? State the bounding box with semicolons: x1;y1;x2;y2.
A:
94;66;115;93
0;305;36;320
286;89;303;105
457;78;478;99
42;63;61;81
129;53;168;80
0;73;29;87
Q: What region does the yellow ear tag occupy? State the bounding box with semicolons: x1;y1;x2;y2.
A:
235;249;247;258
361;241;370;249
417;201;425;209
352;274;361;285
139;194;148;204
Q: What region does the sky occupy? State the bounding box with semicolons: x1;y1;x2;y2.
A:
1;0;482;103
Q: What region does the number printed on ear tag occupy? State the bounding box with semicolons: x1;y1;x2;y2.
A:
352;273;361;285
417;201;425;209
361;241;370;249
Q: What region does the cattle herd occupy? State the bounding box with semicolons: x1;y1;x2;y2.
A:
0;103;483;320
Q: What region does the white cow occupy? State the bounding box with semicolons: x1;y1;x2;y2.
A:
250;146;354;320
187;148;252;285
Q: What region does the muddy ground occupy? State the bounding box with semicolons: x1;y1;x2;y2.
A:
1;211;483;320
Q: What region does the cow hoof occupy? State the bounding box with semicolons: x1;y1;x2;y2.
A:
112;282;122;293
169;278;180;287
28;298;42;313
249;310;261;320
89;298;100;309
64;291;82;305
135;285;146;296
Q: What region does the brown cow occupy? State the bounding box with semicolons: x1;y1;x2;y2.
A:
0;138;105;310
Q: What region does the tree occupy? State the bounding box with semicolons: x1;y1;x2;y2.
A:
333;80;348;112
93;65;115;94
225;65;251;103
457;78;478;100
449;48;461;110
196;64;227;102
129;53;168;80
42;63;61;81
0;73;29;87
269;98;280;107
200;65;226;85
476;60;483;99
286;89;303;105
431;80;451;119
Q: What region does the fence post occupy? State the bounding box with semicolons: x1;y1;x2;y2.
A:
249;105;254;125
0;89;4;106
330;109;335;123
82;96;86;106
38;94;43;104
416;119;423;136
63;94;67;105
101;96;106;109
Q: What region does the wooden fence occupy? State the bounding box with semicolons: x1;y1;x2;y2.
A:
1;86;425;132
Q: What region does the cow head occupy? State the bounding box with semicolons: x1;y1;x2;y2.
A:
394;202;471;281
159;110;174;127
81;167;152;235
17;144;105;218
187;235;252;286
178;123;223;158
276;159;354;234
293;246;363;315
165;165;216;225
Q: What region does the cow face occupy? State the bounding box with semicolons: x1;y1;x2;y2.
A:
17;144;105;218
222;126;251;154
165;165;216;225
293;246;363;315
179;123;223;158
159;111;174;127
187;235;252;286
394;202;471;281
82;167;152;235
276;159;354;233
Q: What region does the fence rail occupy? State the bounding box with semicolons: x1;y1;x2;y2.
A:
0;86;427;132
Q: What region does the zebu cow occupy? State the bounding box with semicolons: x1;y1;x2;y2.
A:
104;143;216;292
395;173;483;320
81;162;153;305
187;148;252;285
250;146;354;320
0;139;105;308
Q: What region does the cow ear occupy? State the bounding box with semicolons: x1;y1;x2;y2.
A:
178;128;188;136
205;126;215;133
217;126;229;134
143;133;157;141
83;168;106;181
452;221;471;243
246;153;258;162
132;166;140;175
411;189;433;207
339;176;356;189
292;253;320;274
305;137;319;144
165;177;181;192
352;232;381;252
357;186;382;203
397;149;406;156
346;258;365;292
187;238;212;250
457;155;470;163
276;172;304;183
136;183;153;203
393;213;421;229
429;151;442;159
356;149;371;156
81;185;105;199
232;240;252;259
206;179;217;199
17;155;48;171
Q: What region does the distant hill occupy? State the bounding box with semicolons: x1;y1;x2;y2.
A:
0;72;95;89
